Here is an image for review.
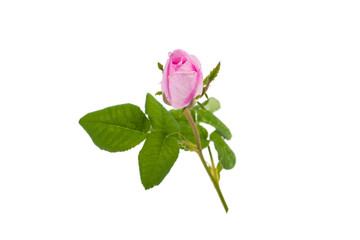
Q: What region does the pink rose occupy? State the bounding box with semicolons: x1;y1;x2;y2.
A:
161;49;203;109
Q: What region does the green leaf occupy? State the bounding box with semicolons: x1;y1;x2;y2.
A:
210;131;236;170
202;97;221;113
79;104;150;152
155;91;162;96
157;62;164;71
194;97;221;113
197;101;207;111
179;124;209;150
203;62;221;84
196;109;232;140
145;93;180;135
169;109;208;151
138;132;180;189
169;109;192;125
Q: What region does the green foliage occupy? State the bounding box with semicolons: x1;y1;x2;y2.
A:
79;104;150;152
138;94;181;189
79;93;235;193
203;62;220;84
169;109;192;124
196;109;232;140
210;131;236;170
157;62;164;71
179;124;209;150
155;91;162;96
138;132;179;189
216;163;223;180
197;101;207;111
202;97;221;112
194;97;221;113
170;109;208;151
145;93;180;135
79;58;235;212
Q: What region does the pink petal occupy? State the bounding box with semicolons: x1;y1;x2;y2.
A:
161;59;171;101
189;54;202;71
178;60;197;72
195;71;204;97
168;71;197;109
162;49;204;108
170;49;190;60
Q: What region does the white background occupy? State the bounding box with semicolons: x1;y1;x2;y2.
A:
1;0;359;239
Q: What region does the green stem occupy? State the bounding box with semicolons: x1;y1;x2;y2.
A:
208;146;218;182
184;108;229;213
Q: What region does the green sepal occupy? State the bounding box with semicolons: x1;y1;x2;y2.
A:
203;62;220;84
157;62;164;71
210;131;236;170
155;91;162;96
138;132;179;189
79;104;150;152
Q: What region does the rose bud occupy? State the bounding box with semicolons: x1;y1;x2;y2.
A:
161;49;203;109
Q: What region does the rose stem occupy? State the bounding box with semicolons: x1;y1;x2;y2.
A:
184;108;229;213
208;146;218;182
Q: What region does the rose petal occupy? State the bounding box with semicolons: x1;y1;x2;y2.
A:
178;60;196;72
161;59;171;101
189;54;202;71
170;49;190;60
168;71;197;109
195;71;204;97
